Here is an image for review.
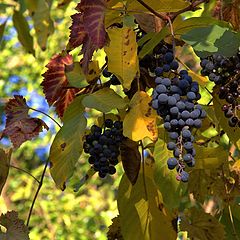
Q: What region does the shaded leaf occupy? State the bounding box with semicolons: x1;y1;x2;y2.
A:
117;161;177;240
0;211;29;240
0;20;7;44
127;0;189;12
79;0;107;48
212;88;240;144
1;96;49;148
107;216;123;240
82;88;128;113
120;138;141;185
41;53;79;118
12;10;35;55
153;139;187;210
195;145;228;170
68;13;87;48
0;148;12;195
180;207;226;240
49;96;87;190
105;27;139;90
32;0;54;50
181;25;239;58
123;91;158;141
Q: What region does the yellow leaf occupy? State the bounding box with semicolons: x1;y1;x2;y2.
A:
123;91;158;141
188;69;208;87
105;27;139;90
85;60;101;82
0;148;12;195
231;160;240;174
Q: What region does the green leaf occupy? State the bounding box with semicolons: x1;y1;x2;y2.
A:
117;161;177;240
82;88;128;113
0;148;12;195
181;25;239;57
153;139;187;210
139;27;169;59
0;20;7;44
195;145;228;170
66;62;88;88
12;10;35;55
49;96;87;190
32;0;54;50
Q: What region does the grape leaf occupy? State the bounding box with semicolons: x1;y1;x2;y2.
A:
0;211;29;240
49;96;87;190
41;53;79;118
123;91;158;141
68;13;87;48
153;139;187;210
32;0;54;50
82;88;128;113
195;145;228;170
79;0;107;48
12;10;35;56
120;138;141;185
180;207;226;240
1;96;49;148
105;27;139;90
0;148;12;196
212;88;240;144
117;161;177;240
181;25;239;58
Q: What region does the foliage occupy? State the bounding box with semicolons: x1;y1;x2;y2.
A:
0;0;240;239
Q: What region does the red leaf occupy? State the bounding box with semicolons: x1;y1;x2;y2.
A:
69;13;87;48
3;118;49;148
41;53;79;118
5;95;29;124
2;95;49;148
80;0;107;48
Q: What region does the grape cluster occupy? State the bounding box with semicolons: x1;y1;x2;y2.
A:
139;42;179;74
152;68;206;182
200;53;240;127
83;119;123;178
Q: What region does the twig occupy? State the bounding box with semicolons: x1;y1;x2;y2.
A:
9;164;40;184
29;107;62;128
166;16;176;55
26;158;49;226
136;0;167;21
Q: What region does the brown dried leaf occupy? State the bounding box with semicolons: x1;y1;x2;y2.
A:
0;211;29;240
120;138;141;185
134;13;164;32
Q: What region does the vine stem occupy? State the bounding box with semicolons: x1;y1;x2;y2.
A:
29;107;62;129
9;164;40;184
166;16;176;55
26;158;49;226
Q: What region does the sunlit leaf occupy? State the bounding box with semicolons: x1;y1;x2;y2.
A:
180;207;226;240
32;0;54;50
49;96;87;190
120;138;141;185
153;139;187;210
0;148;12;195
188;69;208;87
0;211;29;240
118;161;177;240
82;88;128;113
41;53;79;118
79;0;107;48
105;27;139;90
12;10;35;55
123;91;157;141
